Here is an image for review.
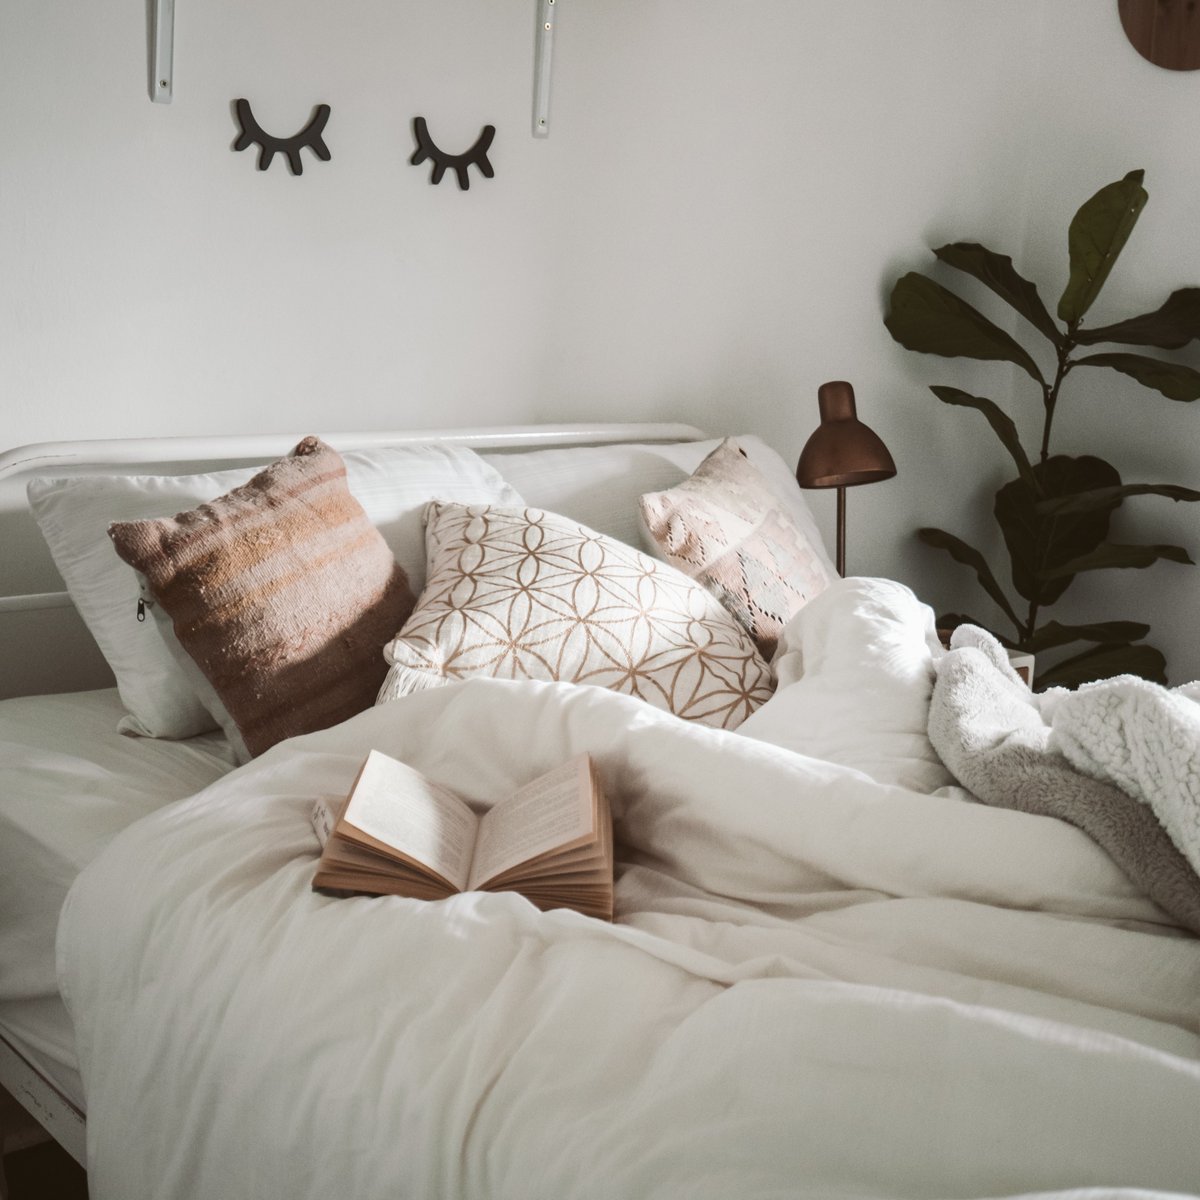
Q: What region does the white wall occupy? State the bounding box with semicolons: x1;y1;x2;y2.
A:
1007;1;1200;685
894;0;1200;686
2;1;1198;682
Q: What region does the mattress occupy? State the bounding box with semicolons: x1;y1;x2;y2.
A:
0;687;235;1105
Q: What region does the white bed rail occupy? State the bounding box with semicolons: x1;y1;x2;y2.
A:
0;1033;86;1167
0;424;705;484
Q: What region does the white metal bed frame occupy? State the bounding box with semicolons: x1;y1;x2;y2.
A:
0;420;708;1171
0;423;705;617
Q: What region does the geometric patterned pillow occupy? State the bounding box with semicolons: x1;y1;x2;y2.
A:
638;439;833;660
108;438;415;759
377;503;775;730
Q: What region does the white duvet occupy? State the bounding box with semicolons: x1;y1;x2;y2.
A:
58;580;1200;1200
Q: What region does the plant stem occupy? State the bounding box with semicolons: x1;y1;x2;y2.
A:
1039;336;1074;462
1022;598;1038;646
1025;328;1079;644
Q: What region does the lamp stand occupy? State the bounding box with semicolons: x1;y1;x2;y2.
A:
835;485;846;577
797;380;897;579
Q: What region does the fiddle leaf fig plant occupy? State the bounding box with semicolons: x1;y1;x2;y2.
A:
885;170;1200;688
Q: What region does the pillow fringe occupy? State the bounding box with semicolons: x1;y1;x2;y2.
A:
377;662;448;705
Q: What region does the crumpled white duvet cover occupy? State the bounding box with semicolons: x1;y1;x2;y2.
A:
57;579;1200;1200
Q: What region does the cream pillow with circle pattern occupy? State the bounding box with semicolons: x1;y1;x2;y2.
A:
377;503;775;729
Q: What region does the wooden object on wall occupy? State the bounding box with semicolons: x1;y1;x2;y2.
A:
533;0;556;136
233;99;332;175
1119;0;1200;70
410;118;496;190
150;0;174;103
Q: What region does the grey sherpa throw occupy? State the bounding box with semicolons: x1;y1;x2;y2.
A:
1045;675;1200;885
928;626;1200;935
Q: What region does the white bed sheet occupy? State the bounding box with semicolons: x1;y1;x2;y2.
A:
0;687;235;1100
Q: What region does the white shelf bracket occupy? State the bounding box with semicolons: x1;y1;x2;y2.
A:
151;0;175;104
533;0;556;137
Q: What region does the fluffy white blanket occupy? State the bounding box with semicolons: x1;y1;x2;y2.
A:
58;580;1200;1200
927;627;1200;934
1047;675;1200;881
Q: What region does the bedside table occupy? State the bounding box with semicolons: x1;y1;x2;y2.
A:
1006;650;1035;687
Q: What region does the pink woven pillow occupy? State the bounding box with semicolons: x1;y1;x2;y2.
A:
109;438;415;759
638;439;833;659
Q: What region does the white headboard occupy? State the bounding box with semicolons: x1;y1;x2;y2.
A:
0;423;707;700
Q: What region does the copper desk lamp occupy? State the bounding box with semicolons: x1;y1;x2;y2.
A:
796;380;896;576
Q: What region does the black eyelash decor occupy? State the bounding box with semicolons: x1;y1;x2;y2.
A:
233;98;332;176
410;117;495;191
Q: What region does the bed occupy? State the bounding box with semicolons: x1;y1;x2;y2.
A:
0;422;1197;1200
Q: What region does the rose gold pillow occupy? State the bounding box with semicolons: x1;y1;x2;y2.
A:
378;503;774;730
108;438;415;759
638;439;833;659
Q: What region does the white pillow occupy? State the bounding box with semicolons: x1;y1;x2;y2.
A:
27;444;523;740
481;435;835;577
479;443;704;547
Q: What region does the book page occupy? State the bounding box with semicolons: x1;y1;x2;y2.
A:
468;756;594;890
310;795;341;848
340;750;478;892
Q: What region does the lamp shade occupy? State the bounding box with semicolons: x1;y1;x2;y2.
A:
796;381;896;489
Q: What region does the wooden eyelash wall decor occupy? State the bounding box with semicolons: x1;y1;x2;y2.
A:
409;117;496;190
233;99;332;175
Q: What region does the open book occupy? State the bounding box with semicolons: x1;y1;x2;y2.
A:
311;750;613;921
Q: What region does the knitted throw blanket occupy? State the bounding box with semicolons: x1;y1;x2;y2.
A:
928;626;1200;935
1046;673;1200;890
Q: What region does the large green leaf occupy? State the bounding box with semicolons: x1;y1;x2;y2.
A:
1040;541;1194;578
1073;287;1200;348
1058;170;1148;326
1023;619;1150;653
885;273;1046;385
995;455;1122;606
928;386;1036;486
1036;641;1167;689
1073;352;1200;401
1037;482;1200;515
916;527;1022;629
933;242;1063;347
